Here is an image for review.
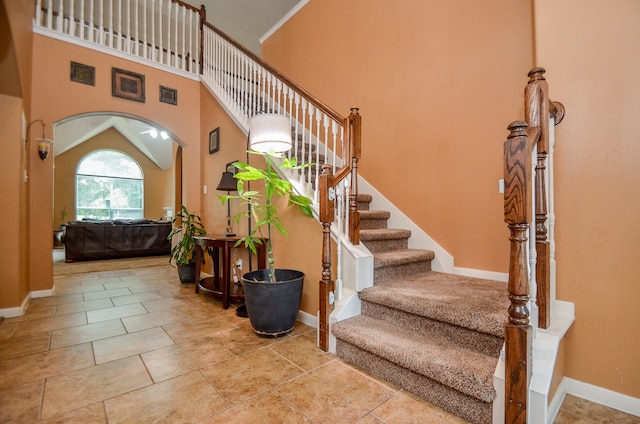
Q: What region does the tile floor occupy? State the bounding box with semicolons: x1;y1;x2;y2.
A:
0;262;637;423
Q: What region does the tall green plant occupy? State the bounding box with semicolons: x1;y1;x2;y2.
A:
167;205;206;265
219;151;313;283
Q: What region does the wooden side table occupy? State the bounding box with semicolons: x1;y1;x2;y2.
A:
194;235;266;309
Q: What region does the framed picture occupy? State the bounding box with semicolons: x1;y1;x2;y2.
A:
159;85;177;105
209;128;220;154
112;67;145;102
70;61;95;86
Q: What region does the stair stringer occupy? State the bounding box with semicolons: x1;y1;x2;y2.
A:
357;178;454;274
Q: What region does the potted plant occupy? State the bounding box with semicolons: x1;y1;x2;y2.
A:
167;205;206;283
220;150;313;337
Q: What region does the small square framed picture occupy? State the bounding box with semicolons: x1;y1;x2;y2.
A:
209;127;220;154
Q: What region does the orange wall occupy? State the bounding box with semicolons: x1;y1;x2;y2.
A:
54;127;172;222
262;0;534;273
29;35;202;294
534;0;640;398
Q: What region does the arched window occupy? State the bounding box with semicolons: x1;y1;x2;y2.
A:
76;150;144;220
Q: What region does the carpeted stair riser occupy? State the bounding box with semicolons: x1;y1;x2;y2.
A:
336;340;491;424
373;259;432;283
360;301;503;357
359;210;390;229
357;194;372;211
362;238;408;254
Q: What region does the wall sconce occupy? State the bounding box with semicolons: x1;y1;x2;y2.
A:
27;119;53;161
248;113;292;153
216;170;238;237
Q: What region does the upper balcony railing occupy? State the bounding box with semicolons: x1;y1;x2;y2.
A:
34;0;203;75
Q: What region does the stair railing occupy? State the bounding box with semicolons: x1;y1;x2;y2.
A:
503;67;564;424
34;0;203;75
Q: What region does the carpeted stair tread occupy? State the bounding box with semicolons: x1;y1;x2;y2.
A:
333;314;497;403
360;228;411;241
359;210;391;220
373;249;435;268
361;271;509;338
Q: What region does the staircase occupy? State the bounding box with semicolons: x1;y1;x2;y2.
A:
332;194;509;424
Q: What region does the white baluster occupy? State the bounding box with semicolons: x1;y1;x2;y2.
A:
79;0;85;40
35;0;42;28
173;2;178;68
133;0;139;55
306;104;315;191
98;0;104;45
117;0;122;50
45;0;52;30
56;0;62;32
300;99;308;186
108;0;113;48
150;0;155;60
331;121;338;173
179;7;185;70
335;181;343;301
69;0;75;36
166;1;172;66
125;0;131;52
158;0;163;64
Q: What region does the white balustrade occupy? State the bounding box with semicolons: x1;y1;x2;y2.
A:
33;0;200;76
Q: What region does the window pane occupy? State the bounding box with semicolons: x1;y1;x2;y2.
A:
76;150;144;220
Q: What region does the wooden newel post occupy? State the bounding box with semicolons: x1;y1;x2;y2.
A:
348;108;361;245
504;121;533;424
318;164;335;352
526;67;551;329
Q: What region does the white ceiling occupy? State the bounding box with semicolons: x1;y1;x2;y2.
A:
53;0;302;170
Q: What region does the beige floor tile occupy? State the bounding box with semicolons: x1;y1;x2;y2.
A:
55;298;114;316
86;303;147;323
277;361;394;424
38;402;107;424
0;321;16;340
50;319;126;350
372;390;469;423
356;415;385;424
199;390;312;424
141;335;233;382
120;308;187;333
210;325;277;355
161;316;238;344
29;293;84;307
83;288;133;301
128;281;178;294
0;343;94;389
8;304;56;322
56;283;107;295
93;327;174;364
111;291;164;306
104;370;229;423
0;380;44;423
13;312;87;337
41;355;152;419
201;347;304;403
553;394;640;423
141;296;199;312
270;331;336;371
0;331;50;360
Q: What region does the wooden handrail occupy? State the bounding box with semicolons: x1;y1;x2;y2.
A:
503;68;564;424
202;22;345;125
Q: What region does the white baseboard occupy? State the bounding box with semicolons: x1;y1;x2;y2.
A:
564;377;640;417
454;267;509;282
0;287;56;318
297;310;317;329
548;377;640;422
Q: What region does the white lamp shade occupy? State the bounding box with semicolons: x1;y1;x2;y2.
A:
249;113;292;153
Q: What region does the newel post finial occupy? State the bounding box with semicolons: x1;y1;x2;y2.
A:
507;120;528;139
527;67;546;82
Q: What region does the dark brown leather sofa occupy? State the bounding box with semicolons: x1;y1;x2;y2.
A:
63;219;171;262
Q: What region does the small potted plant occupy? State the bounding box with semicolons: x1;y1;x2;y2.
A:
220;150;313;337
167;205;206;283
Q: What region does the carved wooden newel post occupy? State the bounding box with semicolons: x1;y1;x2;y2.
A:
348;108;361;245
318;164;335;352
504;121;534;424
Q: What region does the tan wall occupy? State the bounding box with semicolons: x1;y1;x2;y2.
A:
0;95;29;309
262;0;533;273
54;127;171;222
534;0;640;398
27;34;202;296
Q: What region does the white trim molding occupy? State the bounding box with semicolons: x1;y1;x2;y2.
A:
259;0;310;45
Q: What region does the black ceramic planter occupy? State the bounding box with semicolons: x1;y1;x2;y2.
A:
176;263;196;283
241;269;304;338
